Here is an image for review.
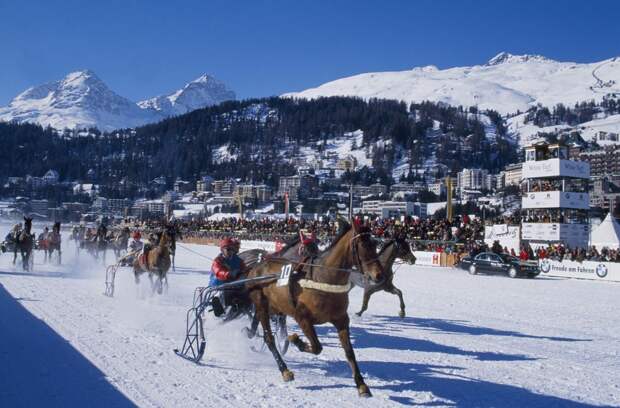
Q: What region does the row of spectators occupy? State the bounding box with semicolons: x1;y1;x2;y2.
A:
116;215;620;263
482;241;620;263
138;215;486;246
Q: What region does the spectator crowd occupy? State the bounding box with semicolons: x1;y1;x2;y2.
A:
114;214;620;264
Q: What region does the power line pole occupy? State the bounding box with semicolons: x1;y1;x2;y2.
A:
348;183;353;220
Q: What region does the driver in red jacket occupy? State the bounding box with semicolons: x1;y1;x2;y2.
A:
209;237;247;319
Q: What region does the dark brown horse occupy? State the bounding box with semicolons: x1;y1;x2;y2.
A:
353;235;416;318
110;227;130;259
245;221;383;397
166;224;181;271
15;217;35;271
239;232;321;341
133;229;172;295
239;231;320;269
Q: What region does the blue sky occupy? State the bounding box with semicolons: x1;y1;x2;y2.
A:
1;0;619;105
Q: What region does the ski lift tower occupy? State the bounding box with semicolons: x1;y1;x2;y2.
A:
520;140;590;249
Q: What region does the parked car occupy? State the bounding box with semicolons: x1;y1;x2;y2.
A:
459;252;539;278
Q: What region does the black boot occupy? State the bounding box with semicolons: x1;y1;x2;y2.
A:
211;296;224;317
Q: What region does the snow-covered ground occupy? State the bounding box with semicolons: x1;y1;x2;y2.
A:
0;229;619;407
508;112;620;147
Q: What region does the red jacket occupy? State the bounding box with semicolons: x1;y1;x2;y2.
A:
211;254;247;282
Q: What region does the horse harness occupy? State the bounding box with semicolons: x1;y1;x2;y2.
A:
276;231;382;307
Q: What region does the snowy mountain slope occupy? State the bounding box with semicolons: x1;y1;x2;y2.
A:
508;111;620;147
285;53;620;116
138;74;235;117
0;71;235;131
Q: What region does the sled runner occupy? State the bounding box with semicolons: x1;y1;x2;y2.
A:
174;274;289;363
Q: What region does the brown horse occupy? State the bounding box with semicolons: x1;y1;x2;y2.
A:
353;235;416;318
133;229;172;294
15;217;35;271
239;232;321;340
245;221;383;397
45;222;62;265
110;227;130;260
239;231;320;269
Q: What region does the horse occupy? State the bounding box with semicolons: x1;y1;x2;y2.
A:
111;227;130;259
166;224;181;271
45;222;62;265
15;217;35;271
238;231;321;336
72;225;86;255
244;220;383;397
239;231;320;269
352;234;416;318
133;229;172;295
79;227;108;263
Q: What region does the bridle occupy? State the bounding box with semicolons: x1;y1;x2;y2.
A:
350;231;383;282
390;237;416;265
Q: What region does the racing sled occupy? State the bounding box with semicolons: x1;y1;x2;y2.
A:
174;274;290;363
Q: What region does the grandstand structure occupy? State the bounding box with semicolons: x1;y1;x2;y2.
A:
520;140;590;248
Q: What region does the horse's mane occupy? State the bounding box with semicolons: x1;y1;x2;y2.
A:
325;223;352;251
378;239;395;256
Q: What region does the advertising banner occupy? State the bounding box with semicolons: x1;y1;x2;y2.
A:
539;258;620;282
522;223;560;241
521;191;589;210
522;223;589;248
484;224;520;253
522;158;589;179
412;251;442;267
240;240;276;252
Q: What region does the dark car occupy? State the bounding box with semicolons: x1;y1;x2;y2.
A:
459;252;539;278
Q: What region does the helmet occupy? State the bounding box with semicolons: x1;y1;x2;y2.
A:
220;237;236;250
299;231;316;245
132;231;141;240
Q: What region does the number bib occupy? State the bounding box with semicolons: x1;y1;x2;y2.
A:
277;264;293;287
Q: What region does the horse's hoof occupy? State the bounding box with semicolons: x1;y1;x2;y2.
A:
281;370;295;382
287;334;299;343
355;312;363;317
358;384;372;397
398;311;405;318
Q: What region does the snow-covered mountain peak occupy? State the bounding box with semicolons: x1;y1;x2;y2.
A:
189;73;214;84
0;70;158;131
0;70;236;131
286;53;620;115
138;73;235;117
63;69;98;82
486;52;556;66
412;65;439;73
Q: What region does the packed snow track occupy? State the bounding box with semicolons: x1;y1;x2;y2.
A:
0;230;618;407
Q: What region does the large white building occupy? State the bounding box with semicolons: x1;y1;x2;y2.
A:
521;141;590;248
362;200;427;218
457;168;488;196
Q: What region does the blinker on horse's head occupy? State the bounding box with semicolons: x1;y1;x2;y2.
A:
351;220;384;283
